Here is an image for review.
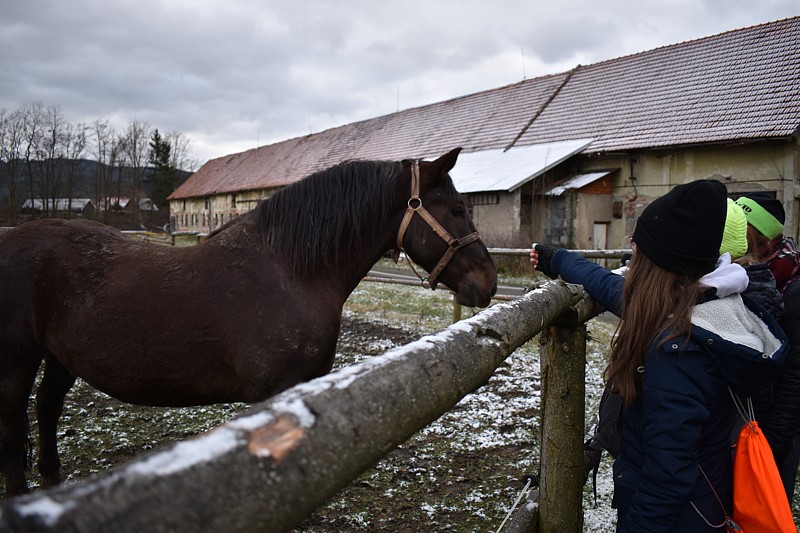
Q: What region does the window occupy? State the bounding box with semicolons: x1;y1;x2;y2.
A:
469;193;500;206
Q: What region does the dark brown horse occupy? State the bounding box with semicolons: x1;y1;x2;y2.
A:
0;148;496;497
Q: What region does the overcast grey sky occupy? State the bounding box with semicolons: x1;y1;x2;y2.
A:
1;0;797;167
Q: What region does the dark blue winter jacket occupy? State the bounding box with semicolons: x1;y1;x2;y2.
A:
550;249;788;533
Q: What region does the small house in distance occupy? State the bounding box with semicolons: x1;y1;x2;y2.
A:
21;198;96;218
169;17;800;250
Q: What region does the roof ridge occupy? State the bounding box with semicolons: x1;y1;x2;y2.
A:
505;65;582;151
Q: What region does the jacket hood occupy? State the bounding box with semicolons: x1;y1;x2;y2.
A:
699;253;749;298
690;293;787;396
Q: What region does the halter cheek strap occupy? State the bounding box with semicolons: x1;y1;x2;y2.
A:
393;160;482;290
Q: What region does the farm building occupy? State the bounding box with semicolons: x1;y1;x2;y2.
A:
168;16;800;250
103;197;159;213
21;198;96;218
19;196;160;228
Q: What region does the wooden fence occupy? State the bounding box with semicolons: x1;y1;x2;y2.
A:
0;240;626;531
0;277;608;532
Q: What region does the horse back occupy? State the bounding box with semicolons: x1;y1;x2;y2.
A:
0;218;135;291
0;219;130;340
0;217;344;405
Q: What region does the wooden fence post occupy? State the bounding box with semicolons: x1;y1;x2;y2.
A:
505;288;603;533
538;322;586;533
453;296;462;322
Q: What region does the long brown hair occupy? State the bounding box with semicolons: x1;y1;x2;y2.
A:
608;251;703;407
746;224;782;262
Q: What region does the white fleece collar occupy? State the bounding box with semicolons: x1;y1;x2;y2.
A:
691;293;782;358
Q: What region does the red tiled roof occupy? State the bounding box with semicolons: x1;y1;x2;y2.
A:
171;17;800;200
516;17;800;150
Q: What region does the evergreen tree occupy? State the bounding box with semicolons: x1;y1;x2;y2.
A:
149;129;178;208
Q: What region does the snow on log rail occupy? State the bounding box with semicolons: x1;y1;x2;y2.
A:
0;280;601;533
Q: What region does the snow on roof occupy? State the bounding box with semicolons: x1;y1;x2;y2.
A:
450;139;594;193
543;170;615;196
21;198;94;211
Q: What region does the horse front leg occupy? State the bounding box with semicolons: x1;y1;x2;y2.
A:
0;358;41;498
36;356;76;489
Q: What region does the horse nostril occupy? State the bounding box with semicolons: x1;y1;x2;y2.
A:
491;282;498;296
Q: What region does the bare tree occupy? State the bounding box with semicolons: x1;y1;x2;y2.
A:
90;119;113;221
120;119;152;228
164;130;196;172
63;121;88;218
35;104;70;218
0;108;27;224
0;109;6;222
21;102;45;218
90;120;127;224
110;133;125;214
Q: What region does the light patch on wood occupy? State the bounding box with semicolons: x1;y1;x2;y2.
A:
247;416;305;462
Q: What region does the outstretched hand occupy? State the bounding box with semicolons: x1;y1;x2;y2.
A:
529;244;559;279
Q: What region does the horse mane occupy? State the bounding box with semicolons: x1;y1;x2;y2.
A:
256;159;405;274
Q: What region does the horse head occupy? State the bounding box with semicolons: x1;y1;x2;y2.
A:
396;148;497;308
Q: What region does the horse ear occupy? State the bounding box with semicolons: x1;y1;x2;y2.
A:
421;147;462;189
431;147;462;174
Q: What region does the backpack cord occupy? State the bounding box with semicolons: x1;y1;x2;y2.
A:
728;386;756;431
495;476;533;533
692;465;741;530
690;381;747;531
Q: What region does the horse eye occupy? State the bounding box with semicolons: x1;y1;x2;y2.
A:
451;206;465;217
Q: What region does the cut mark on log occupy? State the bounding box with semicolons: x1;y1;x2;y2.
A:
247;416;305;463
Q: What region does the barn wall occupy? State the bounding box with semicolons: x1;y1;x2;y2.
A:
574;139;799;248
468;190;523;247
532;196;570;248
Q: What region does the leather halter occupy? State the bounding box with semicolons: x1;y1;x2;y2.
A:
392;160;482;289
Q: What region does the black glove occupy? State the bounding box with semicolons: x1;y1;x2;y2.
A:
534;244;559;279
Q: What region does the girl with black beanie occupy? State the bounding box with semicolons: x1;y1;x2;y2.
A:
531;180;788;532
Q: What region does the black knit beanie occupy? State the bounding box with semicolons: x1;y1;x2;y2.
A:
632;179;727;277
741;192;786;224
735;192;785;240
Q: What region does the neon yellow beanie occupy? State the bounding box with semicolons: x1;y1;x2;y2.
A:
720;198;748;259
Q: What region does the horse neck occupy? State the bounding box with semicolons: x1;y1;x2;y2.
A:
323;211;400;297
320;175;414;297
252;171;409;300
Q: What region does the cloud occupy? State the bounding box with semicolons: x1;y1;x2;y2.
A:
0;0;797;165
